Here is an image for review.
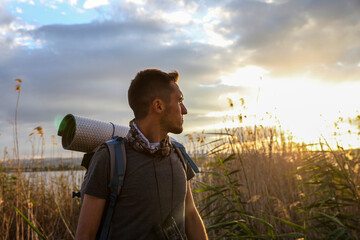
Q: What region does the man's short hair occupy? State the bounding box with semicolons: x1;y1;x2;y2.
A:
128;69;179;120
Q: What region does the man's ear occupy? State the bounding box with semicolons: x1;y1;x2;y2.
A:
152;98;165;113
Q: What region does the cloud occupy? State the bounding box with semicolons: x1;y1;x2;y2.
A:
0;5;14;26
219;0;360;81
83;0;109;9
15;7;22;13
69;0;77;6
31;20;165;50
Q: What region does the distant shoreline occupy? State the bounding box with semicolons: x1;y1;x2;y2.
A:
1;165;85;172
0;157;84;172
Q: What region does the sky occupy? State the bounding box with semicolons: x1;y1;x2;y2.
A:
1;0;360;159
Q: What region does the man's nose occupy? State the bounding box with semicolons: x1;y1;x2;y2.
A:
181;103;187;115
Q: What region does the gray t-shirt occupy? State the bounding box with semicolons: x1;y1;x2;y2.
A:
81;142;195;240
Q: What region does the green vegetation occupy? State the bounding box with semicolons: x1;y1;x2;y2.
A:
188;127;360;239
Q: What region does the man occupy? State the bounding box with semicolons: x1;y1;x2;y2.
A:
75;69;208;240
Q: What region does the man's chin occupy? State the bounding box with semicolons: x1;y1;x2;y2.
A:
170;127;183;134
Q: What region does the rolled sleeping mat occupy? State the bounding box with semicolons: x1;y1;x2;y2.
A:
57;114;130;153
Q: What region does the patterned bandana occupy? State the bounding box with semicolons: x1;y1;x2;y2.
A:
126;119;172;157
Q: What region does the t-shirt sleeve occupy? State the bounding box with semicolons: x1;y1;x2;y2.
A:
81;147;110;199
186;163;196;181
185;151;196;181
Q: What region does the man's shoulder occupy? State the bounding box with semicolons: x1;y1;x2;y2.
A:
94;144;110;156
87;144;110;170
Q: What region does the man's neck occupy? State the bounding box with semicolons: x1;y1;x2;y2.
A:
134;118;167;143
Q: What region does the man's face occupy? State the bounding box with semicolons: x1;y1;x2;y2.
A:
160;82;187;134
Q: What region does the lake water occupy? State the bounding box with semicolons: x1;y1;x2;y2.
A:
18;170;86;188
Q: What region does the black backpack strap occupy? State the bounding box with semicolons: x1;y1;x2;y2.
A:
98;137;126;240
172;141;199;173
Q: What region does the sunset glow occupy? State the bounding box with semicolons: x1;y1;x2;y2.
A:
1;0;360;157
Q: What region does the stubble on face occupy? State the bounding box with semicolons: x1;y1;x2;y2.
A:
160;83;185;135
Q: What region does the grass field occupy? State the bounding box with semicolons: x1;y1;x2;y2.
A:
1;126;360;239
189;127;360;239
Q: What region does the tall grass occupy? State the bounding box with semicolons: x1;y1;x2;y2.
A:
189;124;360;239
297;143;360;239
0;167;83;239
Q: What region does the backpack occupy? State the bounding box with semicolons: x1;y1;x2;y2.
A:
73;136;199;240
